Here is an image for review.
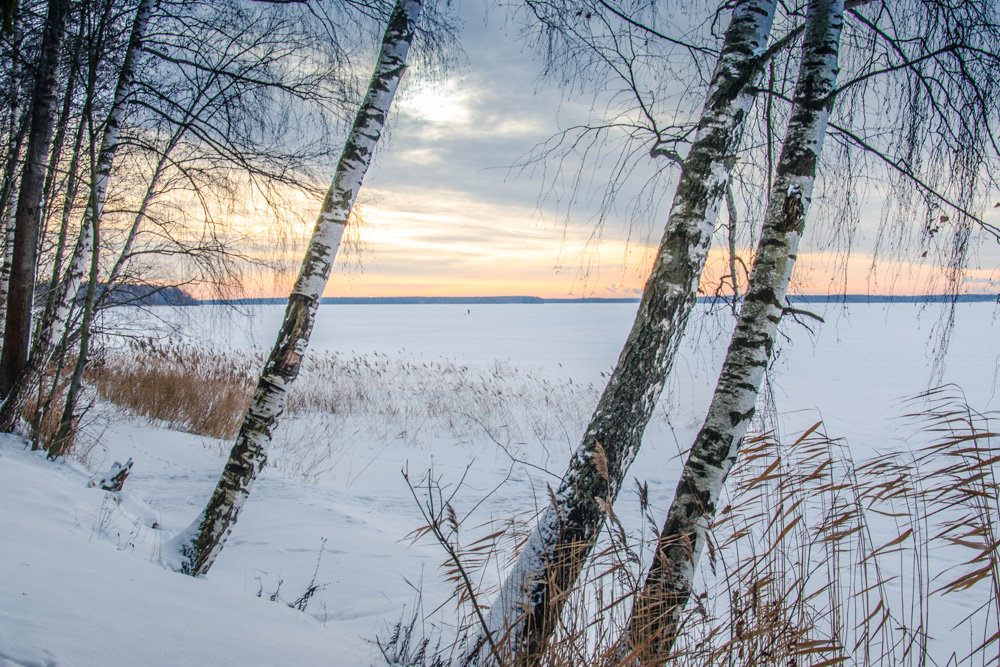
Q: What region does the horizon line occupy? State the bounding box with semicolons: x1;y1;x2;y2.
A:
192;293;998;305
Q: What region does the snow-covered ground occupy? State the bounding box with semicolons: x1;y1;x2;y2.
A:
1;301;996;665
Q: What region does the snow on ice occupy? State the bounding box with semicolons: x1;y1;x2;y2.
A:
1;301;996;664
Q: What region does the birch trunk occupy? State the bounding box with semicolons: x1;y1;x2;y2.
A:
0;0;155;435
0;0;70;406
0;35;25;339
39;16;86;246
467;1;778;662
0;221;13;341
628;0;843;660
0;222;13;338
46;0;155;352
0;203;16;343
48;192;99;458
40;81;91;338
24;88;91;445
174;0;422;577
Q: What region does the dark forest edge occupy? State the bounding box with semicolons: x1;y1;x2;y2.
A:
37;282;197;306
193;293;998;306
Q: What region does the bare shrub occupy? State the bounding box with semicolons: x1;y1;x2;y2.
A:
378;592;452;667
254;538;331;614
23;366;72;449
21;357;105;457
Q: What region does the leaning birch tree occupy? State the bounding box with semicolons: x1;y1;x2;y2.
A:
465;1;780;661
173;0;423;577
627;0;844;660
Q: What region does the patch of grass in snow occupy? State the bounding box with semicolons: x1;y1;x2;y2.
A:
255;537;330;614
84;339;599;479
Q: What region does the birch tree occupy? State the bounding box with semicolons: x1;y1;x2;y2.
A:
0;0;363;447
465;1;780;661
79;0;361;309
0;0;156;439
173;0;423;578
0;0;70;404
44;0;156;456
626;0;844;660
53;0;156;349
0;23;25;338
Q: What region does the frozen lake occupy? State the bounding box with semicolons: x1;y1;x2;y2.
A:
111;300;998;455
5;299;996;665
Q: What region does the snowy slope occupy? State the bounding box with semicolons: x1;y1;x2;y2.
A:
0;435;365;666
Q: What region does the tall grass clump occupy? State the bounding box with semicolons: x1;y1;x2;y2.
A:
87;340;258;439
85;340;597;453
396;386;1000;666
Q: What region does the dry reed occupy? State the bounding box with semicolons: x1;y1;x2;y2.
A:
67;339;1000;664
82;339;595;465
395;386;1000;666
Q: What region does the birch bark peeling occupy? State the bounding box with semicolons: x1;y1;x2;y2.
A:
175;0;422;577
629;0;843;660
467;1;778;662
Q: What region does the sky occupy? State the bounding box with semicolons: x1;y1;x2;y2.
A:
318;3;655;299
251;2;1000;300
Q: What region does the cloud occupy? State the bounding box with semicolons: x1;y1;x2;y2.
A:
243;5;1000;300
398;79;473;125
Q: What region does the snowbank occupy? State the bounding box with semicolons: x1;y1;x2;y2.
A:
0;435;363;666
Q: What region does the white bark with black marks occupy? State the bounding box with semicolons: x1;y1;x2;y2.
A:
0;33;24;340
45;0;158;459
173;0;422;577
49;0;156;350
629;0;843;660
466;1;779;662
0;222;13;340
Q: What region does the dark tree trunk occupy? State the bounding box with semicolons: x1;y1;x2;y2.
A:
0;0;71;417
